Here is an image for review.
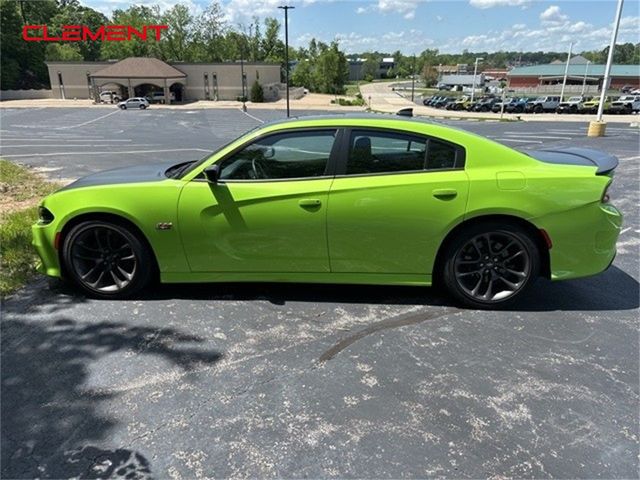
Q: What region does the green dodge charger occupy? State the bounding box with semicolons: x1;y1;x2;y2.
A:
32;114;622;308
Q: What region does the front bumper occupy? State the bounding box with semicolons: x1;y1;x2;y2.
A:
32;222;62;277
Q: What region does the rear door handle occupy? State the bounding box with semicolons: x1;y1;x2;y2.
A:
432;188;457;199
298;198;322;208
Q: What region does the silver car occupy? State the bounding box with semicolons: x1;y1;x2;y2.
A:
117;97;150;110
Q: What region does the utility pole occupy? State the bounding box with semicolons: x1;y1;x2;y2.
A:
559;42;573;102
581;60;591;96
470;57;483;103
596;0;624;123
411;54;416;103
278;5;295;118
240;37;246;112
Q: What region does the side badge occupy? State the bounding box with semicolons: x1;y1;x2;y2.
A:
156;222;173;230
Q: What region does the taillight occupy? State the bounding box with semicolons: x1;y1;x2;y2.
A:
602;181;612;203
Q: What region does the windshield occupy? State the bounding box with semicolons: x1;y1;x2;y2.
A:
567;97;581;102
176;125;262;179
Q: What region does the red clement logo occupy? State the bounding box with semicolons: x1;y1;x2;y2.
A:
22;25;168;42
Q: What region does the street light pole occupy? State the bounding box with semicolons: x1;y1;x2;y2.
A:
581;60;591;96
411;54;416;102
278;5;295;118
559;42;573;102
596;0;624;122
470;57;483;103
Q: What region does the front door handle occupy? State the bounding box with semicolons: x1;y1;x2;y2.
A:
298;198;322;208
432;188;457;199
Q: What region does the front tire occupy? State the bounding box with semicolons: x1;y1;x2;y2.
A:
441;222;540;309
62;220;153;299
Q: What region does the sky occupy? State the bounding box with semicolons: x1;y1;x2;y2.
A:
82;0;640;55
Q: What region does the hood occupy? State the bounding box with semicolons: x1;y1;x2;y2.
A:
59;161;176;192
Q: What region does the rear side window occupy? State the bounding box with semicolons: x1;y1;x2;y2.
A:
347;130;426;174
345;129;463;175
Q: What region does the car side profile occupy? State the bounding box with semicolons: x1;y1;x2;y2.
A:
32;114;622;308
117;97;150;110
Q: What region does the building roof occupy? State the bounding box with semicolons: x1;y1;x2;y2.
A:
90;57;187;79
508;63;640;78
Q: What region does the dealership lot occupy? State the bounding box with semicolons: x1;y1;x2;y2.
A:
1;107;639;478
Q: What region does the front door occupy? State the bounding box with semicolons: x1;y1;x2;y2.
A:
178;129;338;273
327;128;469;275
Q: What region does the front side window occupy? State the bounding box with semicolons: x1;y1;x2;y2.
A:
218;130;336;180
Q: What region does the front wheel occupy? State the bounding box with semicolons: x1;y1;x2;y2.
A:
441;223;540;309
140;104;147;109
62;220;154;299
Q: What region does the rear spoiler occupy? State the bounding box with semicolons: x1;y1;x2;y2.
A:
527;147;619;175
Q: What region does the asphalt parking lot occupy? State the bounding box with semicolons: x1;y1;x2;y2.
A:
1;107;639;478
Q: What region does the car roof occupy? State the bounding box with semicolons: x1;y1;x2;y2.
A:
259;113;439;129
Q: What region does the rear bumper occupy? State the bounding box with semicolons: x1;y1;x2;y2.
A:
535;203;623;281
32;223;62;277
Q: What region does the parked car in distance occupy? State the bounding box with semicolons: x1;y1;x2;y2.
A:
117;97;150;110
151;91;176;104
99;91;120;103
578;96;618;114
608;95;640;114
556;96;592;114
505;97;535;114
433;97;455;109
447;96;472;111
33;113;622;309
526;96;561;113
492;97;516;113
472;97;498;112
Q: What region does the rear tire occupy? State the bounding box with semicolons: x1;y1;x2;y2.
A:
440;222;540;309
120;105;126;110
140;104;147;109
62;220;154;299
534;104;543;113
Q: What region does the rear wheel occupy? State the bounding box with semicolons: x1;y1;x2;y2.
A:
441;222;540;309
62;220;154;299
140;104;147;109
534;104;543;113
120;105;126;110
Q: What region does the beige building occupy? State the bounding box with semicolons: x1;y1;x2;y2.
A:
46;57;282;102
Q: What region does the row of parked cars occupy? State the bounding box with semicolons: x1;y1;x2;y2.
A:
422;94;640;114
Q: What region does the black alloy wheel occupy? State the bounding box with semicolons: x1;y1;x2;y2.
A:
63;221;153;298
442;223;540;309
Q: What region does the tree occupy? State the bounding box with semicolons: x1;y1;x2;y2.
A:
291;60;313;88
362;56;378;81
313;41;349;94
45;43;83;61
99;5;162;60
160;4;194;61
261;17;283;63
250;80;264;102
48;3;107;61
191;2;227;61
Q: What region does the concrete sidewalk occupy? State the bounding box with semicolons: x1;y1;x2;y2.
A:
360;82;640;124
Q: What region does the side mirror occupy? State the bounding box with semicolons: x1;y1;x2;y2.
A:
204;164;220;184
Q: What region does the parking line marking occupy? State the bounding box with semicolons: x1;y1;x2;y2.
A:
495;138;543;143
620;227;631;234
2;148;212;158
54;110;120;130
240;109;265;124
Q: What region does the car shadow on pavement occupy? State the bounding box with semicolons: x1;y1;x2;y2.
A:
147;265;638;312
0;317;222;479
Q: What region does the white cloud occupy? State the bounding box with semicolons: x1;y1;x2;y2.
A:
333;28;433;53
469;0;529;9
375;0;421;20
540;5;568;23
356;6;368;14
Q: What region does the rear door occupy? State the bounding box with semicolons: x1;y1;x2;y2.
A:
327;128;469;275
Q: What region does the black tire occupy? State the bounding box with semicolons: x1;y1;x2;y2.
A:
515;106;523;113
62;220;154;299
140;104;147;109
440;222;540;309
534;104;543;113
120;105;126;110
570;105;577;113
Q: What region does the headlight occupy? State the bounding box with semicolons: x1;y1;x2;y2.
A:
38;206;54;225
